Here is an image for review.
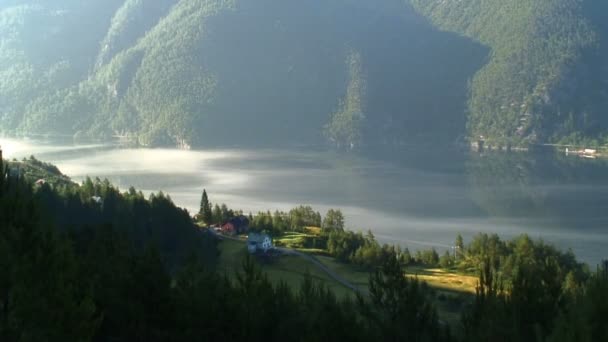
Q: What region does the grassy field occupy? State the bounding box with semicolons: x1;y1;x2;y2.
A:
310;253;475;327
273;230;321;249
405;266;478;294
314;256;478;294
405;266;477;327
217;237;476;327
217;239;355;298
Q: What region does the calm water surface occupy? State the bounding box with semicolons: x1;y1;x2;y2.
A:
2;137;607;265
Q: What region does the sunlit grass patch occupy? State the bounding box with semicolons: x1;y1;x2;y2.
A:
304;226;322;235
405;267;478;294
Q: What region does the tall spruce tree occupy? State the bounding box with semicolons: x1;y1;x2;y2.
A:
199;189;212;224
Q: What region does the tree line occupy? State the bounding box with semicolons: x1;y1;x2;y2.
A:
199;191;343;234
0;157;449;341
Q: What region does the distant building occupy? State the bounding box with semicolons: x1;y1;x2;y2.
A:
35;179;46;186
221;215;250;235
247;232;273;254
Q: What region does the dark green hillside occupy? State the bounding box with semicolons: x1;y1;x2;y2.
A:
201;0;486;146
354;8;485;146
8;155;73;186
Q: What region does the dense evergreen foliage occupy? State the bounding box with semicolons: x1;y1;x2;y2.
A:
4;155;217;270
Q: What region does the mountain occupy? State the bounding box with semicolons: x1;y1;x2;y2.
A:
0;0;606;148
0;0;486;147
411;0;608;147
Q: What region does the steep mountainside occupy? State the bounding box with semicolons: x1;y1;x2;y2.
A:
0;0;486;147
411;0;608;147
1;0;606;148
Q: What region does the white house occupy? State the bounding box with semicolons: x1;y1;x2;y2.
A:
247;233;273;254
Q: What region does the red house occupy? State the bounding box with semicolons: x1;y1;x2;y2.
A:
220;216;250;235
221;222;236;235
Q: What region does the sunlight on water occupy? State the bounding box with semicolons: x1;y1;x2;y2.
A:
0;137;105;159
2;137;607;264
58;148;243;176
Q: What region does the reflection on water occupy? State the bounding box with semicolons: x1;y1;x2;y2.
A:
1;137;607;265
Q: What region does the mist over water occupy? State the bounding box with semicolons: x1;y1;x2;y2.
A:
2;137;607;265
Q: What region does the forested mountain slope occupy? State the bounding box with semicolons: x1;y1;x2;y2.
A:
0;0;485;147
411;0;608;147
1;0;607;148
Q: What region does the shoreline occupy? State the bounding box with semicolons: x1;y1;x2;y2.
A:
471;141;608;159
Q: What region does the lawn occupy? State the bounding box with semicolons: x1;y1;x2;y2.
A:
217;238;476;328
405;266;477;328
273;231;318;249
314;255;475;328
217;239;355;298
314;257;478;294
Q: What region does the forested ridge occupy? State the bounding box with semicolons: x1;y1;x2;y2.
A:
1;0;607;148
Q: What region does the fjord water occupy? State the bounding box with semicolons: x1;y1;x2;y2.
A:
2;137;607;265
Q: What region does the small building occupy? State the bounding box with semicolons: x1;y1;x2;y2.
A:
35;179;46;186
221;215;250;235
247;233;273;254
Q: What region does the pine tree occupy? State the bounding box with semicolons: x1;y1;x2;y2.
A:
199;189;212;224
